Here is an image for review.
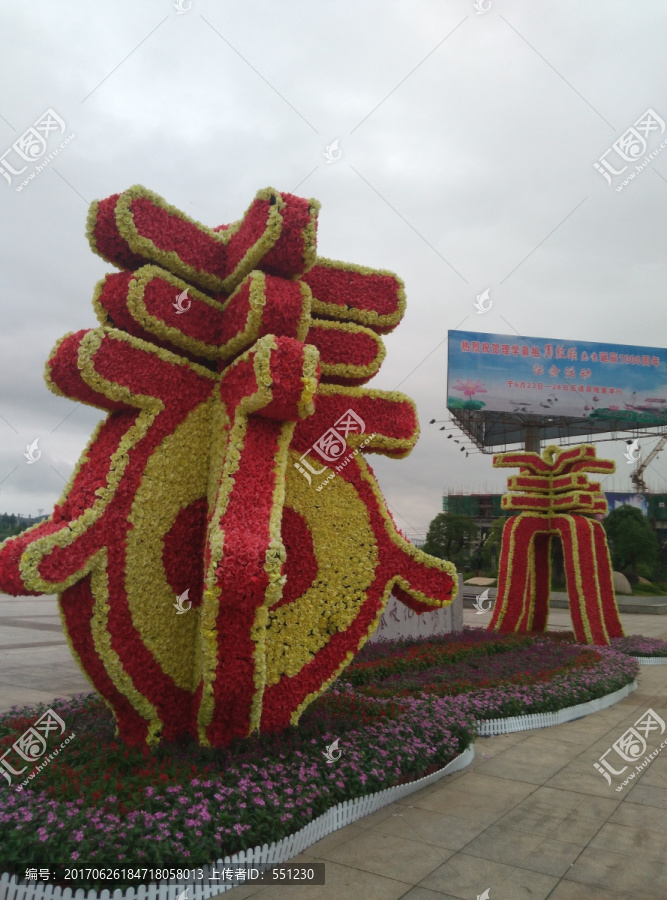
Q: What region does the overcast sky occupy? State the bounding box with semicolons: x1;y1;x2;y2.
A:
1;0;666;539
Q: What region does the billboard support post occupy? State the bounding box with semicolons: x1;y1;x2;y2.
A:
525;425;541;453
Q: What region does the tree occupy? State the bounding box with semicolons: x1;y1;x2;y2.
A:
603;505;659;578
550;534;566;589
476;516;568;585
424;513;478;570
480;516;508;575
0;514;22;543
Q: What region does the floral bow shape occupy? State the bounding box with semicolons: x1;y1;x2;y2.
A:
0;186;456;747
489;444;624;645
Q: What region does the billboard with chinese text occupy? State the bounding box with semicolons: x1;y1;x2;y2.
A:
447;330;667;448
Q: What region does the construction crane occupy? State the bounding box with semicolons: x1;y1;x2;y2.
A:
630;434;667;492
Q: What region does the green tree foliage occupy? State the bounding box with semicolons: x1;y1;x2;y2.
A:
603;505;659;578
0;513;22;542
480;516;507;575
424;512;478;570
550;534;566;588
0;513;45;543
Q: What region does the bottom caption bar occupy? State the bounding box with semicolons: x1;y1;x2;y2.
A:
15;863;326;888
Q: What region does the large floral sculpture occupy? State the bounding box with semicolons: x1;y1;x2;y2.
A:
0;185;456;747
488;444;624;645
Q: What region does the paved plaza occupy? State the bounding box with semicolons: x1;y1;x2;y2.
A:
1;595;666;899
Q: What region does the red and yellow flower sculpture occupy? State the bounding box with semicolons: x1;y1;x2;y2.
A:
0;185;456;747
488;444;624;645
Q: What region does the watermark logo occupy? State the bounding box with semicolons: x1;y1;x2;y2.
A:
24;439;41;465
1;708;74;788
176;890;189;900
477;890;490;900
624;438;640;464
174;589;192;614
173;289;191;314
324;139;342;163
474;288;492;314
593;108;666;192
323;738;342;764
1;109;75;193
294;408;369;490
473;589;493;614
173;0;192;13
473;0;492;13
594;708;666;791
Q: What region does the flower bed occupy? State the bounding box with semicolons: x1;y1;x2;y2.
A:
0;692;475;889
341;628;638;720
0;628;638;891
609;634;667;658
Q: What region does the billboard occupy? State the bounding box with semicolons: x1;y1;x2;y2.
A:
447;330;667;448
604;493;649;516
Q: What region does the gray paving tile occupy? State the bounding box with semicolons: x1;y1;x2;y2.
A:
462;823;544;866
589;820;667;862
411;785;524;827
0;685;86;714
0;630;68;646
472;743;574;784
0;651;76;666
490;867;558;899
397;890;463;900
495;806;571;838
544;759;627;798
419;851;557;900
0;617;64;631
548;881;652;899
418;852;517;899
305;824;366;857
573;795;620;817
442;772;537;805
0;641;68;651
565;845;667;895
608;800;667;829
321;829;454;884
367;804;489;852
0;667;90;691
551;806;614;846
499;785;584;824
517;836;582;877
622;783;667;810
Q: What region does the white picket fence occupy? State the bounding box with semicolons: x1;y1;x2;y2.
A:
477;680;637;735
633;655;667;666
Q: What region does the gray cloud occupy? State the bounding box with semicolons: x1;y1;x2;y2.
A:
1;0;666;537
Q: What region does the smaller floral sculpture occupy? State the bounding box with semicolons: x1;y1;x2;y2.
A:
488;444;625;645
